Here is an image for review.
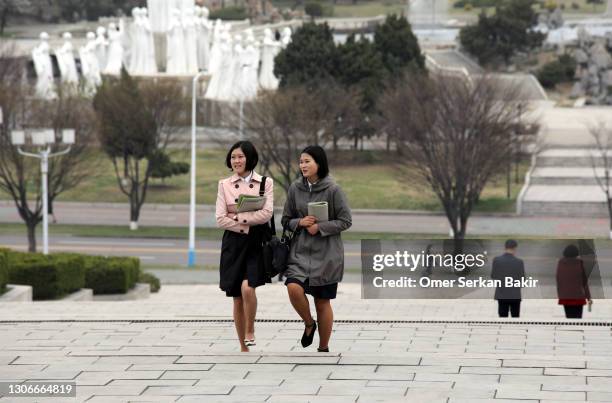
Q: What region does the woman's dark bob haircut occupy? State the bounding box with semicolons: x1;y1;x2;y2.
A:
301;145;329;179
563;244;580;258
226;141;258;171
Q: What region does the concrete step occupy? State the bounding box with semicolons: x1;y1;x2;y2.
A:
536;149;612;167
521;185;609;217
529;167;609;185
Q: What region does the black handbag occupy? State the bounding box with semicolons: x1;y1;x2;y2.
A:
259;177;294;278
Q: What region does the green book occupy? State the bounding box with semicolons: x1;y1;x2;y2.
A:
237;194;266;213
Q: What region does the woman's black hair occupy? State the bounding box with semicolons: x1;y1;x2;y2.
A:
563;244;580;258
301;145;329;179
226;141;258;171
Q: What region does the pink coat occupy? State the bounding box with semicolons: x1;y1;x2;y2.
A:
215;172;274;234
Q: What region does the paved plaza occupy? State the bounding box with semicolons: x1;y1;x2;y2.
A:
1;283;612;402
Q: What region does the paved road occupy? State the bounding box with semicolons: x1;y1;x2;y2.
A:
2;200;612;238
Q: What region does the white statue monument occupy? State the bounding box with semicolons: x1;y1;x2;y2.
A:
183;8;199;74
281;27;292;48
196;6;211;72
207;20;224;75
79;32;102;95
240;37;260;100
31;32;56;99
104;22;124;75
259;28;281;90
56;32;79;86
140;8;158;74
147;0;172;33
205;32;232;100
94;26;109;70
166;8;186;74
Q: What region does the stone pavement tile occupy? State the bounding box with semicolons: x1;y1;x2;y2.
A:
499;374;587;386
75;384;148;396
86;396;181;402
160;370;221;380
420;357;501;367
75;370;164;385
449;399;538;403
412;373;499;383
178;396;267;403
257;356;341;364
337;356;421;365
453;383;541;391
375;365;459;375
128;364;214;371
587;361;612;369
193;378;282;387
94;356;180;365
229;384;320;395
495;389;586;400
44;364;131;372
587;392;612;401
142;385;233;396
405;388;494;400
545;368;612;376
267;396;357;403
109;379;196;387
502;359;586;368
176;355;259;364
366;380;454;389
317;381;397;396
0;356;18;365
460;366;543;375
11;355;97;365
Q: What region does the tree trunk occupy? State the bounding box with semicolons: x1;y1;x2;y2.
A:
130;198;140;230
26;220;37;252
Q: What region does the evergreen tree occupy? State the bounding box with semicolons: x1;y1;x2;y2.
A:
373;14;425;76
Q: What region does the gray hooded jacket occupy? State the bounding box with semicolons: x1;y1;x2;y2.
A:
281;176;352;286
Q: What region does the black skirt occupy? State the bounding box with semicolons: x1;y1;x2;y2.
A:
219;225;269;297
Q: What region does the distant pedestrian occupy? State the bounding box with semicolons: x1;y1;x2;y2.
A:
47;195;57;224
556;244;592;319
491;239;525;318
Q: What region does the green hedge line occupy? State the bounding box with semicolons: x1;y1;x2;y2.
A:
0;248;8;294
7;251;85;300
4;250;160;300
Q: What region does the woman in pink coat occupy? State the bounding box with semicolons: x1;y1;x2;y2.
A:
216;141;273;352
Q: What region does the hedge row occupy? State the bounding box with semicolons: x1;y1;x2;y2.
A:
3;250;159;300
0;249;8;294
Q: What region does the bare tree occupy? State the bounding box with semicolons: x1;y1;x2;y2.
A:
0;42;98;251
93;70;185;230
381;72;531;252
244;84;359;193
588;122;612;239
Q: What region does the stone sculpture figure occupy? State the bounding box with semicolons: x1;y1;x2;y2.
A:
32;32;56;99
166;8;187;74
183;8;199;74
207;19;224;75
196;6;212;71
104;22;124;75
259;28;281;90
79;31;102;96
56;32;79;85
141;8;158;74
94;26;109;70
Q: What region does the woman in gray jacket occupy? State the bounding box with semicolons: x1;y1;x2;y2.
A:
281;145;352;352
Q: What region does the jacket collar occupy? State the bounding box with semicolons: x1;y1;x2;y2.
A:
230;171;263;183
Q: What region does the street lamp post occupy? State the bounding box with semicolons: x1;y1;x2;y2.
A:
189;72;206;267
11;129;75;255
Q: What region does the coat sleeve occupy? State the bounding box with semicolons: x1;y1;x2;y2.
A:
215;180;249;234
318;185;352;237
581;260;591;300
281;185;301;232
490;257;499;280
235;178;274;226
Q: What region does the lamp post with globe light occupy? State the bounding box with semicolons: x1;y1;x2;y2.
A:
11;129;75;255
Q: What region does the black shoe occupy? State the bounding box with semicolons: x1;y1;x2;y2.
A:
301;321;316;348
317;347;329;352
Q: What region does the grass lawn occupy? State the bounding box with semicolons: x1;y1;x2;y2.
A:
272;0;405;18
0;148;530;213
450;0;606;16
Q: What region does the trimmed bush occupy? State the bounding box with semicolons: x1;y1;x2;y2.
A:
84;256;141;295
209;6;248;20
139;272;161;293
7;251;85;300
537;54;577;88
